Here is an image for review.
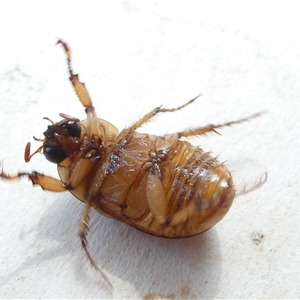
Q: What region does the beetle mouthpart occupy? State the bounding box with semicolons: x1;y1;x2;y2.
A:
43;117;54;124
59;112;80;122
33;136;45;142
24;142;43;163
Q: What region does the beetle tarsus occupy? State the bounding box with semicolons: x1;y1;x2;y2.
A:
57;39;95;114
79;201;113;289
236;172;268;196
0;167;66;192
177;111;265;138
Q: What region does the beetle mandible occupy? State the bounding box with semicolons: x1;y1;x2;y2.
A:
0;40;263;287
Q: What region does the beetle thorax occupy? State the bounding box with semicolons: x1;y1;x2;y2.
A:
79;118;119;146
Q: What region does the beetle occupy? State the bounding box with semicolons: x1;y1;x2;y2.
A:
0;40;263;287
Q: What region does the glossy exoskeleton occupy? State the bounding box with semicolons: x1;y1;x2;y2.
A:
0;40;264;287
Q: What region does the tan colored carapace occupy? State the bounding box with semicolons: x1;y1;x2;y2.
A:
0;40;265;288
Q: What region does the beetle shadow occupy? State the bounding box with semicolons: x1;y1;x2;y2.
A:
0;194;84;290
88;221;223;299
78;208;224;298
1;193;223;298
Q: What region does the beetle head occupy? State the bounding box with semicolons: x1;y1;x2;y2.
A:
24;114;119;164
42;119;82;163
24;117;83;164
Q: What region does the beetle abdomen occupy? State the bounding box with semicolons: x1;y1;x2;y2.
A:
89;134;234;238
159;141;235;237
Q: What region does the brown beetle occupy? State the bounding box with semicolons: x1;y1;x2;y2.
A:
0;40;263;287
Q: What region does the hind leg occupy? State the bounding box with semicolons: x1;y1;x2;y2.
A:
173;112;264;138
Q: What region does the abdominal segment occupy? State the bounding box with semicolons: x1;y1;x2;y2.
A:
90;134;234;238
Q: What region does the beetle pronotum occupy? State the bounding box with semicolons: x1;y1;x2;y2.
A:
0;40;264;287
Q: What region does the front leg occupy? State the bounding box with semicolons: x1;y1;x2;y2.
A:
0;168;66;192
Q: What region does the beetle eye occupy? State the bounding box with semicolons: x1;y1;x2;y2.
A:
62;122;81;138
43;145;67;163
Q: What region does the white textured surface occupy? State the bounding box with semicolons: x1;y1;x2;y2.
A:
0;1;299;299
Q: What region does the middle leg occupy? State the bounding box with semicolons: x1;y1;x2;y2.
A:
129;94;201;132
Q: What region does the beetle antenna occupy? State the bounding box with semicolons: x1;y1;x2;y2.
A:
43;117;54;125
59;112;80;122
24;142;43;163
33;136;44;142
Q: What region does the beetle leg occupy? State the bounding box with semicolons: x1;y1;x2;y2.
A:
146;169;168;225
57;39;96;120
146;168;196;227
236;172;268;196
79;200;113;289
0;169;66;192
130;94;201;131
176;112;264;137
167;201;196;227
79;201;94;266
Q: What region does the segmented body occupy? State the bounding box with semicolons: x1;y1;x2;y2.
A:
58;127;234;238
0;40;262;288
